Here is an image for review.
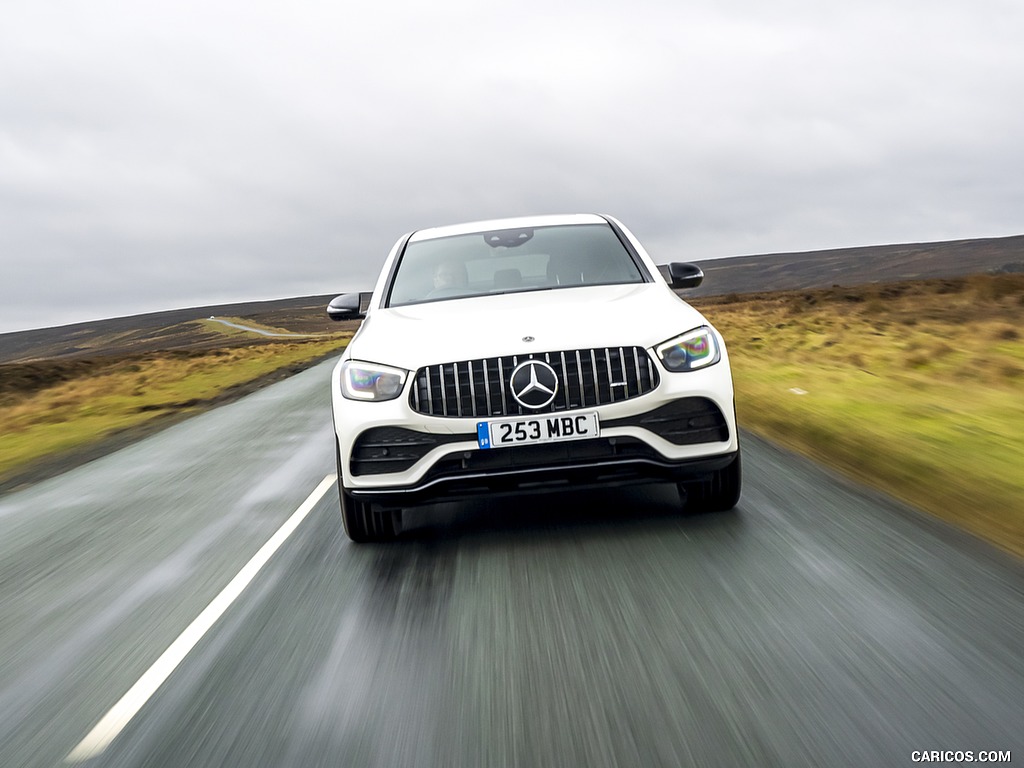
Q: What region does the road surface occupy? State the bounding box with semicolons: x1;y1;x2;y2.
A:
0;358;1021;767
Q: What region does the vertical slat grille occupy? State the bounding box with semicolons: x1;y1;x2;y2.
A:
411;347;660;418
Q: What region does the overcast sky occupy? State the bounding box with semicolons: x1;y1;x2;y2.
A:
2;0;1022;334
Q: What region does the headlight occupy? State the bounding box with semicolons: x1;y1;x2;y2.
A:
340;360;408;401
655;327;721;372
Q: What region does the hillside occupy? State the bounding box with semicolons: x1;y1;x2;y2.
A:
687;233;1024;297
1;233;1022;365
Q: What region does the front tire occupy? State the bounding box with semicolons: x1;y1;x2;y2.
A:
679;451;741;514
336;437;399;542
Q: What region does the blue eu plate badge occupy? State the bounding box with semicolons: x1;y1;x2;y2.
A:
477;422;491;449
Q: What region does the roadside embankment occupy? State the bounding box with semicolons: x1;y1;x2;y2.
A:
695;274;1024;558
0;331;351;491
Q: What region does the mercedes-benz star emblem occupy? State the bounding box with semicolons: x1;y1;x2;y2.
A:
509;360;558;409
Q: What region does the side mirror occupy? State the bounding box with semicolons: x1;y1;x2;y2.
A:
665;262;704;289
327;293;365;321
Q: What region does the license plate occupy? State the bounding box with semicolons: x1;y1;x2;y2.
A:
477;412;600;449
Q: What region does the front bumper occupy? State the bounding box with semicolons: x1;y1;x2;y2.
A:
349;397;729;476
332;347;738;502
334;399;738;506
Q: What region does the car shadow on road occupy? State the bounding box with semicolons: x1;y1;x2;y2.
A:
389;482;745;544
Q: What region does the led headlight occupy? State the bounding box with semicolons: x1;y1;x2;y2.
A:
340;360;408;401
656;326;721;372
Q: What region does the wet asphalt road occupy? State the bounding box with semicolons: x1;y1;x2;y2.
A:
1;358;1022;768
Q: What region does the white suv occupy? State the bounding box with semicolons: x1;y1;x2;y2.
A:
328;214;740;541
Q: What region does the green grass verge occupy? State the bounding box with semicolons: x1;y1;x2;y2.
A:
696;274;1024;558
0;336;350;482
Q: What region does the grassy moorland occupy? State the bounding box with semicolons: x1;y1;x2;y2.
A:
0;330;351;487
694;274;1024;557
2;275;1022;557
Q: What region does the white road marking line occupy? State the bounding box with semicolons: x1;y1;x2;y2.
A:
66;473;336;763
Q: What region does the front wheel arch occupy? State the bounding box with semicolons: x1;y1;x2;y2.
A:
678;450;741;514
336;437;400;542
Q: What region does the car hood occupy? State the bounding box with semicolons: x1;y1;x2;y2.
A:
347;283;710;369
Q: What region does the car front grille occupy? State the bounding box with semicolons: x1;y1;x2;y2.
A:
410;347;660;418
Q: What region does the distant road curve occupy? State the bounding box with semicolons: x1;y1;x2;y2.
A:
207;317;319;338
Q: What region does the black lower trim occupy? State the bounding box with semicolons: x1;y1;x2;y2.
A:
604;397;729;444
351;427;464;476
350;443;738;506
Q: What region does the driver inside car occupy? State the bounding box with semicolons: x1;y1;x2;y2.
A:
430;260;468;294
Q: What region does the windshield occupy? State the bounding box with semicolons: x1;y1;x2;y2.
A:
386;223;648;307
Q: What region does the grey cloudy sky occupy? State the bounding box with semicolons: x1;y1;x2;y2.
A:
2;0;1022;334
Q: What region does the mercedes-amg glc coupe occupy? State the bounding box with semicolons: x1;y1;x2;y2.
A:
328;214;740;541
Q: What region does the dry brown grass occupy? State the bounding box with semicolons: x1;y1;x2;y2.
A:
694;274;1024;557
0;334;351;484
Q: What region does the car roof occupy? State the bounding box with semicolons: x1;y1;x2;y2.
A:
407;213;610;242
